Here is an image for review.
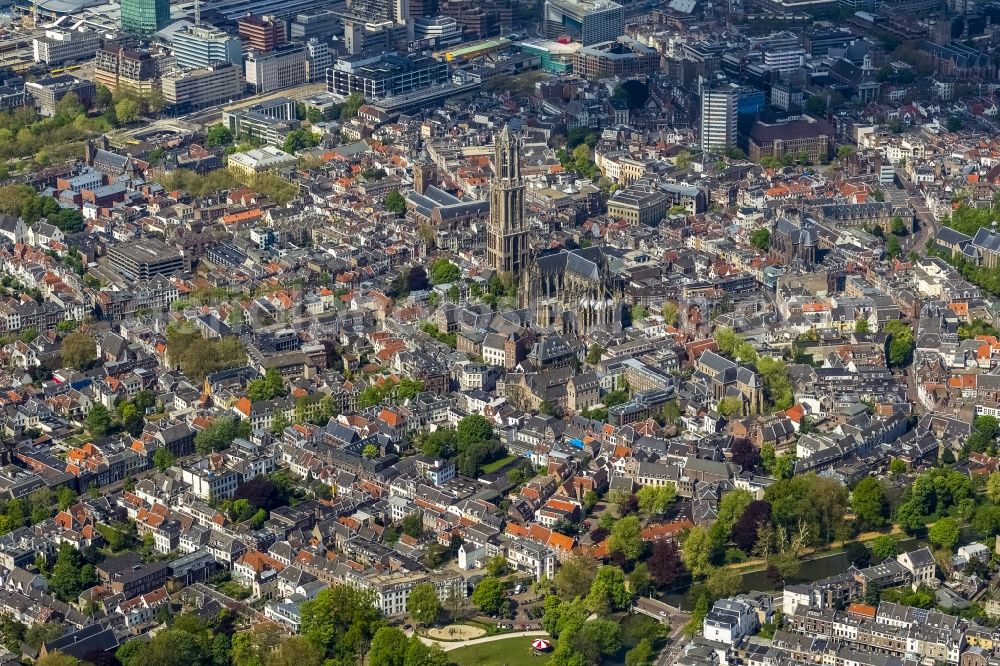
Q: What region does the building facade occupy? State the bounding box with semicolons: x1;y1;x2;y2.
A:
543;0;624;45
486;125;530;277
121;0;170;37
172;24;243;69
700;85;737;155
519;246;625;336
161;63;244;111
245;44;307;93
32;27;102;65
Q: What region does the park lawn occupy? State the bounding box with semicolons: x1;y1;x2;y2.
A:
481;455;517;474
448;637;556;666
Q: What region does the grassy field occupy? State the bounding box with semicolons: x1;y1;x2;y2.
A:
448;637;556;666
481;455;517;474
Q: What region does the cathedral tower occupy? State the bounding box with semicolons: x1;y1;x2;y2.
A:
487;125;529;277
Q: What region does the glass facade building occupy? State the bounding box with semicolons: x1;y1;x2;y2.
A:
121;0;170;38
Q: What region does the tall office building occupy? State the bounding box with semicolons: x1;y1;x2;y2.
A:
245;43;306;93
487;125;530;278
121;0;170;38
700;85;738;155
348;0;410;25
172;25;243;69
543;0;623;45
238;15;286;52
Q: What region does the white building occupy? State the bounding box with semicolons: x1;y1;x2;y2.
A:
33;26;103;65
700;85;737;155
245;44;307;93
897;547;936;589
505;538;556;581
703;598;757;645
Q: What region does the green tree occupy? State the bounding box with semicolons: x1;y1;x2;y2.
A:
625;638;654;666
56;486;75;510
300;586;382;662
85;404;112;439
471;576;504;614
368;627;407;666
608;515;643;561
281;129;319;154
555;551;598;599
889;459;907;476
206;124;233;147
627;562;652;597
883;320;914;367
95;84;113;109
37;653;86;666
750;228;771;251
891;216;909;236
636;484;676;516
928;516;961;550
705;566;742;599
341;92;365;118
270;410;289;435
115;98;140;125
661;302;679;326
48;542;95;602
987;472;1000;503
385;190;406;215
429;258;460;285
402;512;423;538
153;447;175;472
404;637;448;666
585;344;602;365
804;95;827;115
887;234;902;259
194;416;249;454
266;636;323;666
584;565;631;614
851;477;888;529
717;396;743;417
362;443;379;459
855;318;870;333
682;526;716;578
456;414;494;451
485;554;508;577
408;583;441;626
60;330;96;370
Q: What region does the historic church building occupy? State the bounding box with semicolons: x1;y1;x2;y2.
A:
519;246;625;337
487;124;625;337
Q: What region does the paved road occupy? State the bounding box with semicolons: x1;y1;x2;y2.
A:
419;630;549;652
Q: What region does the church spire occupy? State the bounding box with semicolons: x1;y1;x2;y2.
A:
487;124;529;277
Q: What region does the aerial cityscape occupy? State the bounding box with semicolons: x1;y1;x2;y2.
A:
0;0;997;663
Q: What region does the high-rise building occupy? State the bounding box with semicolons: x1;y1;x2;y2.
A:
172;25;243;69
487;125;529;278
440;0;510;40
238;15;286;52
543;0;623;45
347;0;411;25
245;43;307;93
288;9;342;40
304;38;331;82
700;85;737;155
121;0;170;38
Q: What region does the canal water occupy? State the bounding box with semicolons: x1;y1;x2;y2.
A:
661;537;920;610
